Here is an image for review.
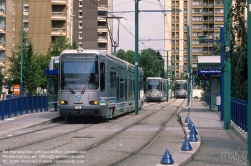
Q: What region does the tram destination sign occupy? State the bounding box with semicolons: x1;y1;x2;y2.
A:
197;69;221;75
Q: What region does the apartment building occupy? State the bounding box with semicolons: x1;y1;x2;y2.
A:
0;0;110;73
164;0;224;78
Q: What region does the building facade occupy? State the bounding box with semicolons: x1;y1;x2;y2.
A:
164;0;224;78
0;0;110;73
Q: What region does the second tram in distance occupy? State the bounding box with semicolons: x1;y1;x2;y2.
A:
145;77;167;102
174;80;187;98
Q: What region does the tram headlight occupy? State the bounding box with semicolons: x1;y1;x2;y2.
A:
60;100;68;105
89;100;98;105
146;94;150;96
157;94;160;96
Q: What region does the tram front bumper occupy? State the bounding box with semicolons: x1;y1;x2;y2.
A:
58;105;108;117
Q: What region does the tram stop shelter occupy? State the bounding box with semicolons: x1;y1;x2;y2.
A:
197;56;221;111
44;56;59;111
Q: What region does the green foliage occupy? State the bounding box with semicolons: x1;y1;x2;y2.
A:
227;0;247;100
139;49;164;81
47;36;73;57
0;70;4;87
116;48;165;87
7;40;43;94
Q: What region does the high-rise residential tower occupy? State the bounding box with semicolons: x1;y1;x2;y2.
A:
164;0;224;78
0;0;111;73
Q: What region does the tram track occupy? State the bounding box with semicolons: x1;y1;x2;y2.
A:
108;99;185;166
35;99;179;166
0;99;180;166
0;101;158;150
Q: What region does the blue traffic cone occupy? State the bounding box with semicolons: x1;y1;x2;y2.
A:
188;133;198;142
181;139;192;151
160;149;174;164
189;126;198;135
188;123;194;130
184;116;190;123
187;120;193;127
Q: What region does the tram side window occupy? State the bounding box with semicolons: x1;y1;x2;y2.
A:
125;78;127;100
100;62;105;91
117;77;119;101
120;78;124;98
128;79;132;100
110;71;116;88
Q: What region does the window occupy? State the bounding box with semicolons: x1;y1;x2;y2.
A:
23;4;29;16
79;10;83;18
24;6;29;12
23;20;29;31
79;21;82;29
78;32;82;39
79;1;83;7
110;70;116;88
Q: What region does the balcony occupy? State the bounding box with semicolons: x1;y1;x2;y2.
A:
98;5;108;12
51;12;66;20
0;8;5;17
98;26;108;33
97;36;108;43
51;28;66;36
98;17;107;22
51;0;67;5
0;58;5;67
0;25;6;34
0;42;5;50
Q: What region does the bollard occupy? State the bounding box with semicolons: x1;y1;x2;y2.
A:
189;126;198;135
188;123;194;130
181;139;192;151
188;132;198;142
184;116;190;123
160;149;174;164
187;120;193;128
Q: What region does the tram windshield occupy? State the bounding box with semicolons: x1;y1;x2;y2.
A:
60;54;99;91
176;82;187;89
148;80;160;90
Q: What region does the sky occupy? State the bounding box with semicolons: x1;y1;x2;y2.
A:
111;0;166;56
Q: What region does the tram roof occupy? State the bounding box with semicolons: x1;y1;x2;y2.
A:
59;49;143;72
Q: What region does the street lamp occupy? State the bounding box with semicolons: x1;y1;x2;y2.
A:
20;0;24;96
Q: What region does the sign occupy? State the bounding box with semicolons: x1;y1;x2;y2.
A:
12;84;20;95
197;69;221;75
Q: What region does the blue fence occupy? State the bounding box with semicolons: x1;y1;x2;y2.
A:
231;97;248;132
0;95;48;120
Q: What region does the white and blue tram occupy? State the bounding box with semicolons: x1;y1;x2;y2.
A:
174;80;187;98
57;48;144;120
145;77;167;102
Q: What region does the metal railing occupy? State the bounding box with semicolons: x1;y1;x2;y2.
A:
0;95;48;120
231;97;247;132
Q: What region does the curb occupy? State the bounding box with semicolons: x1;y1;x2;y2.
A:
156;112;201;166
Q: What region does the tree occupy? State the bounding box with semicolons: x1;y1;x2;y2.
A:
7;40;42;94
227;0;248;100
139;49;164;83
47;36;73;57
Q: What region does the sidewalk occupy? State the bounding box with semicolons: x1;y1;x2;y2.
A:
0;100;248;166
180;100;248;166
0;111;60;135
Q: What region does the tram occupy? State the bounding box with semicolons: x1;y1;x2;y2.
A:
57;48;144;120
174;80;187;98
145;77;167;102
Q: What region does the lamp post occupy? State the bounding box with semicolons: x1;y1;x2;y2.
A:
247;0;251;164
166;51;168;102
134;0;139;115
186;25;191;107
20;0;24;96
